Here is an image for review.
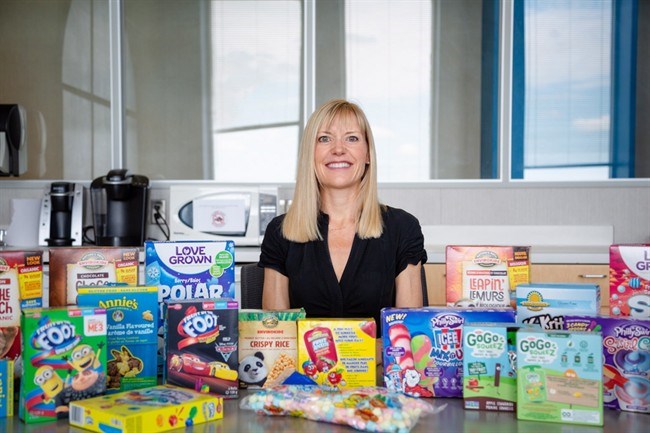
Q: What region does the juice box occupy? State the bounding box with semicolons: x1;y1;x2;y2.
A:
446;246;530;308
564;315;650;413
238;308;306;389
609;244;650;318
68;384;224;433
77;285;159;393
381;307;516;398
516;329;603;426
165;299;239;399
463;323;522;411
516;283;600;330
19;306;107;423
297;318;376;390
0;359;14;418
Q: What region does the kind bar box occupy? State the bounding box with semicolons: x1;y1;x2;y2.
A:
609;244;650;318
516;283;600;330
0;250;43;361
446;246;530;308
463;323;521;412
19;306;107;423
165;299;239;399
77;285;158;393
564;315;650;413
381;307;516;398
0;359;14;418
69;384;223;433
49;247;139;306
297;318;376;390
238;308;306;389
516;329;603;426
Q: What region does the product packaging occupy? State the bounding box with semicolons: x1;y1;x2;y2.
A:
609;244;650;318
0;359;14;418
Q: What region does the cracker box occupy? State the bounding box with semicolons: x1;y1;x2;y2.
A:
19;306;107;423
564;315;650;413
48;247;139;306
463;323;522;411
165;299;239;398
77;285;159;393
516;329;603;426
0;250;43;362
446;246;530;308
0;359;14;418
381;307;516;398
69;384;223;433
238;308;306;389
609;244;650;318
297;318;376;390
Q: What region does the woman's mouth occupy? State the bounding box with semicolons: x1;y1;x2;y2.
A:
326;162;351;168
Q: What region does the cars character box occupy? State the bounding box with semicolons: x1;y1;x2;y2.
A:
19;306;107;423
165;299;239;398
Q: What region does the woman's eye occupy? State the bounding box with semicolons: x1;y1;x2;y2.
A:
317;136;330;143
347;136;359;142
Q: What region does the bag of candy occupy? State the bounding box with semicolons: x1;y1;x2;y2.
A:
240;385;445;433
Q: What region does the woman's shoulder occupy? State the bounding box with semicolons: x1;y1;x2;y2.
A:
381;205;421;227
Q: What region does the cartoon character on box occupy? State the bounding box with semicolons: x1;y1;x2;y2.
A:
238;352;268;387
301;326;347;389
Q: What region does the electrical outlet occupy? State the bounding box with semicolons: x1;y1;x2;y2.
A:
151;199;166;224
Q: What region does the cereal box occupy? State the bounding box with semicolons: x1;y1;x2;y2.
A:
19;306;107;423
165;299;239;399
381;307;516;398
297;318;376;390
0;250;43;363
516;329;603;426
446;246;530;308
564;315;650;413
77;285;159;393
48;247;139;306
0;359;14;418
238;308;306;389
609;244;650;318
69;384;223;433
516;283;600;330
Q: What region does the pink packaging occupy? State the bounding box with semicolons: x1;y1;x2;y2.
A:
609;245;650;318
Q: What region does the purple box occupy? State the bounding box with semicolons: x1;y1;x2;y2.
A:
564;315;650;413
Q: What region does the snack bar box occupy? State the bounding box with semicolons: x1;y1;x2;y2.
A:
517;328;603;426
564;315;650;414
69;384;224;433
381;307;516;398
609;244;650;318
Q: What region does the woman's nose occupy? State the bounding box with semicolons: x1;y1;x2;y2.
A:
332;138;345;154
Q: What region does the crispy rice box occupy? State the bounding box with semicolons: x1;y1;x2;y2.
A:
238;308;306;389
19;306;107;424
609;244;650;318
381;307;516;398
77;285;159;393
0;250;43;362
564;315;650;414
48;247;139;306
69;384;223;433
165;299;239;399
446;245;530;308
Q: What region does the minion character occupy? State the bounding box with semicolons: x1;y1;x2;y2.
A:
68;344;102;372
34;366;65;403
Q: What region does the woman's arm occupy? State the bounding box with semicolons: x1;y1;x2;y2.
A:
261;267;290;310
395;263;424;308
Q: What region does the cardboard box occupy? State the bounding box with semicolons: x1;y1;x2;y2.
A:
0;359;14;418
69;384;223;433
516;328;603;426
516;283;600;330
446;246;530;308
609;244;650;318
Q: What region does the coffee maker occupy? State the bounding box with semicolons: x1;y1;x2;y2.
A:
38;182;84;246
90;169;149;246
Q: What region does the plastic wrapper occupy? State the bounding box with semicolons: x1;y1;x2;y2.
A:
240;385;446;433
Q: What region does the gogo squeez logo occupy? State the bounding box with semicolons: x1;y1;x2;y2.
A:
465;330;506;357
518;336;558;364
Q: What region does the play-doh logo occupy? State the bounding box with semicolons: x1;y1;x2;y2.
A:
177;308;221;350
473;250;501;268
78;252;109;270
31;320;80;354
520;291;549;311
430;314;464;365
465;330;505;357
518;336;557;363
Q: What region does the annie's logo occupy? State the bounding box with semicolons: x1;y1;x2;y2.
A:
520;291;549;311
78;252;109;270
473;251;501;268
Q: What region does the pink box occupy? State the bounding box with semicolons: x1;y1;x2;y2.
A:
609;244;650;318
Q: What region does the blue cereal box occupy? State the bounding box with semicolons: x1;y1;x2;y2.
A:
516;283;600;330
77;285;159;393
381;307;515;398
516;329;603;426
463;323;522;411
0;359;14;418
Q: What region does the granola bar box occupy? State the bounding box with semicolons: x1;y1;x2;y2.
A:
69;384;223;433
19;306;107;423
164;298;239;399
609;244;650;318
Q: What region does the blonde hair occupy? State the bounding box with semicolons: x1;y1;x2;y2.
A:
282;99;383;242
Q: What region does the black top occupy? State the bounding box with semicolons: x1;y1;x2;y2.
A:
259;206;427;325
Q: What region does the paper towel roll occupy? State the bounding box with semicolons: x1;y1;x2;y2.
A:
5;198;42;247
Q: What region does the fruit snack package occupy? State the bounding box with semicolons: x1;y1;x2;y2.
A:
609;244;650;318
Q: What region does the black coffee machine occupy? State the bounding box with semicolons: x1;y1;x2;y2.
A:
38;182;84;246
90;169;149;246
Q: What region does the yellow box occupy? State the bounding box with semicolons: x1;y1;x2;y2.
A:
297;318;376;389
68;385;223;433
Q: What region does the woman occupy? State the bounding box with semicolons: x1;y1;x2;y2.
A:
260;99;427;325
